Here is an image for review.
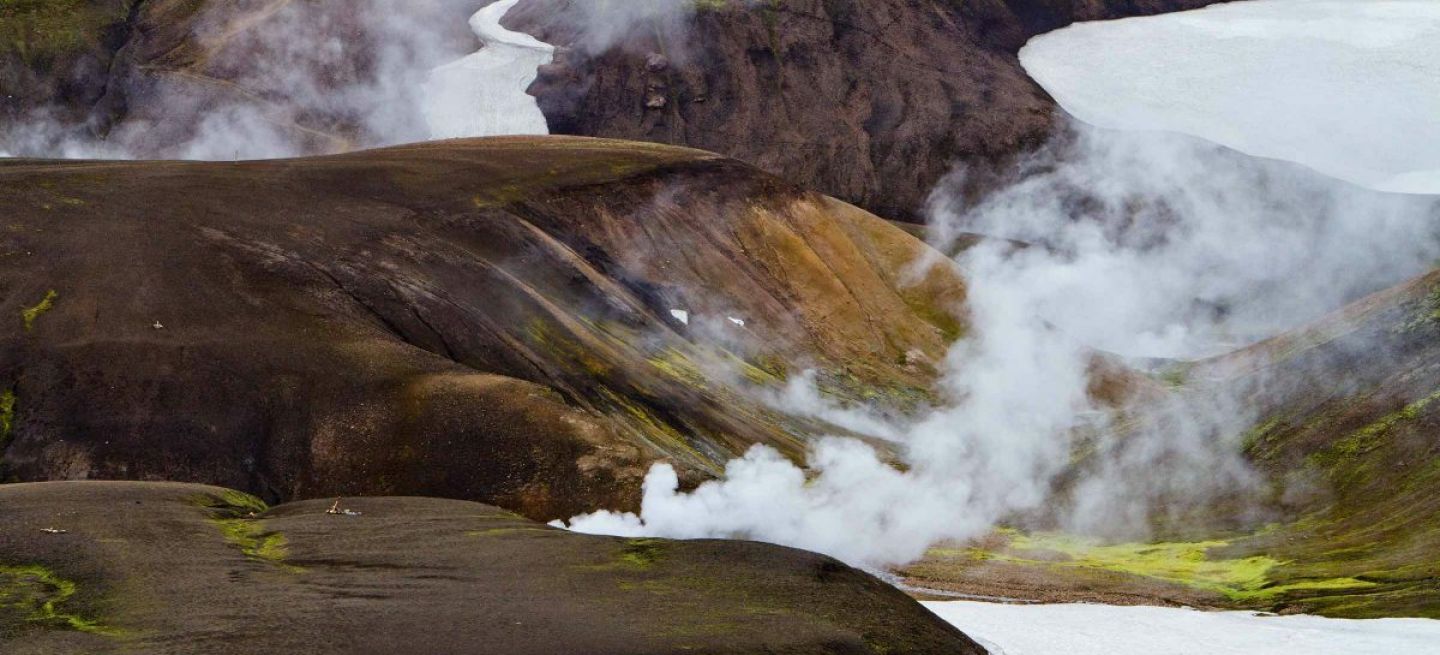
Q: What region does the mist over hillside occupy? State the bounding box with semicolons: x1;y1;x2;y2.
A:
3;1;1440;653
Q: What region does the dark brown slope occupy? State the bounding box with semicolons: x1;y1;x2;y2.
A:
507;0;1221;220
0;481;985;654
0;136;966;521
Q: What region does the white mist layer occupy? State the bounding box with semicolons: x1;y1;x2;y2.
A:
2;0;557;160
924;601;1440;655
423;0;554;138
1020;0;1440;194
561;1;1440;567
560;121;1440;567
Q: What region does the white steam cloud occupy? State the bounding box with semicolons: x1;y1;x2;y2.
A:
562;4;1440;567
1;0;552;161
561;121;1440;568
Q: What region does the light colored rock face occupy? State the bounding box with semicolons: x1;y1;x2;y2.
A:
424;0;555;138
1020;0;1440;194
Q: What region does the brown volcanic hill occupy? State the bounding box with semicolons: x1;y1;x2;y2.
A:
0;481;985;654
0;0;1218;219
0;136;966;521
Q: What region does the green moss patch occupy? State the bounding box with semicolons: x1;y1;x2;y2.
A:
0;0;133;67
20;289;56;331
210;518;296;570
0;389;15;452
0;565;117;635
956;530;1380;606
997;531;1275;596
1318;389;1440;463
618;538;667;568
194;491;298;571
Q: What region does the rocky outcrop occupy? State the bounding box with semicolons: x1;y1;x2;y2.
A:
0;481;986;654
0;136;965;520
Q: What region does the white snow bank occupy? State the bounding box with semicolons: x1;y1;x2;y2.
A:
924;601;1440;655
1020;0;1440;194
423;0;554;138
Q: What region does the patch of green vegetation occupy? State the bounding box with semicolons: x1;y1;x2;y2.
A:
1311;389;1440;468
1240;416;1285;458
195;490;296;570
972;530;1380;605
618;538;667;568
210;518;296;569
1157;362;1192;389
1227;577;1380;603
189;489;269;516
464;527;553;538
0;0;133;68
997;531;1277;596
1396;284;1440;334
0;389;15;452
20;289;56;331
0;565;118;635
525;319;613;378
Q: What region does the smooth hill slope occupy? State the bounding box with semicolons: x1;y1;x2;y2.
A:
0;136;966;520
0;481;984;654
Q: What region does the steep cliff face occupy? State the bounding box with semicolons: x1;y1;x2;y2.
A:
507;0;1221;220
0;136;965;520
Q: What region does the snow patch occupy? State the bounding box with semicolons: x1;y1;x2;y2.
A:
422;0;554;138
669;309;690;325
1020;0;1440;193
924;601;1440;655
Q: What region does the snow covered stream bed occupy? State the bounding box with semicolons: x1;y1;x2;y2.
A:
423;0;554;138
1020;0;1440;193
924;601;1440;655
